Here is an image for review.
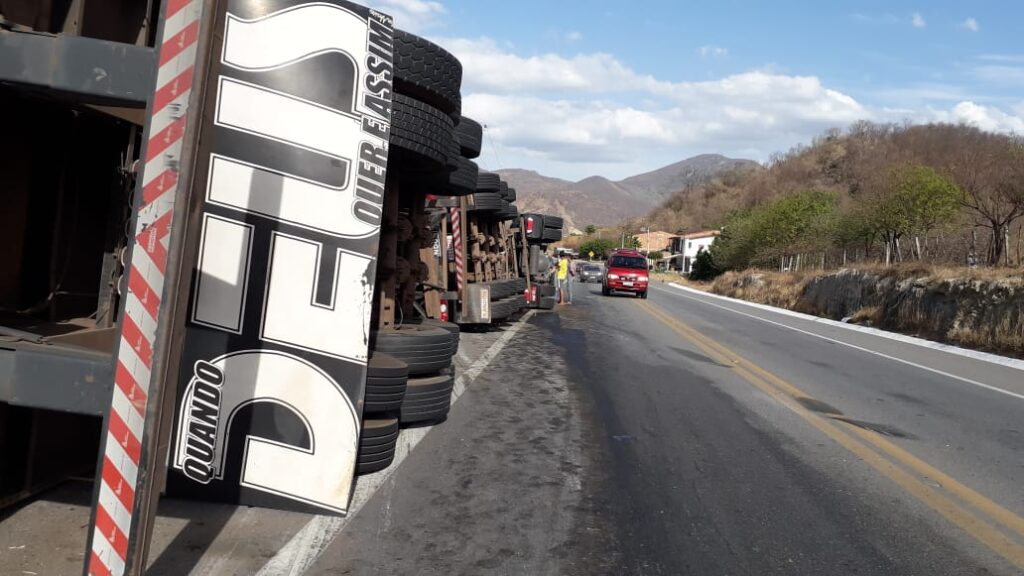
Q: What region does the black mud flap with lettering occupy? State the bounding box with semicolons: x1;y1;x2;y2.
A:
165;0;393;514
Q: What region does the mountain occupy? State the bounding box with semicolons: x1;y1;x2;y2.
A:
618;154;760;201
497;154;759;232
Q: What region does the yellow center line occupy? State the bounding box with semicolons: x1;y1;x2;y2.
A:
635;299;1024;569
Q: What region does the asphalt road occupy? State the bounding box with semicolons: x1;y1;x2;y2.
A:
306;280;1023;575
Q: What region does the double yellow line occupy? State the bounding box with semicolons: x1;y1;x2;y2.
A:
636;299;1024;570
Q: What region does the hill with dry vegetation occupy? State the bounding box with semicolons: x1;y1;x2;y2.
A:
500;154;757;232
649;122;1024;270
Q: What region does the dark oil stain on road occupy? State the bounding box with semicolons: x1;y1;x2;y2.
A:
796;396;844;416
832;417;917;440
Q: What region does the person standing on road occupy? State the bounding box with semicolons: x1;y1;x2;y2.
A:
557;254;574;305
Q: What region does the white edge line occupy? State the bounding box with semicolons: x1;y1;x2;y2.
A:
251;310;536;576
664;283;1024;371
660;283;1024;402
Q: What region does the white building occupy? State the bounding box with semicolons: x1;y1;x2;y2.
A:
670;230;720;274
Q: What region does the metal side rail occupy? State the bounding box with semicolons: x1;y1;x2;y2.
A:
0;337;113;417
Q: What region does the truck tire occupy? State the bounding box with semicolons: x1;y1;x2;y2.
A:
393;30;462;119
403;371;455;400
455;117;483;158
416;318;460;354
476;171;501;191
489;299;509;320
400;370;455;424
506;294;526;313
361;418;400;448
542;215;564;229
356;451;396;475
357;417;399;475
498;206;519;221
469;191;503;211
542;226;562;242
486;279;515;300
365;353;409;414
447;156;479;196
490;295;522;320
372;325;454;375
391;93;455;172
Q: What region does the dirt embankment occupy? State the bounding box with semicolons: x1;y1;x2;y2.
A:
709;266;1024;357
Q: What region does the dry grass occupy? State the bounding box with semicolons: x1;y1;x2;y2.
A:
710;265;1024;357
649;271;681;284
648;271;715;291
848;306;883;326
948;316;1024;356
845;262;1024;285
710;269;813;309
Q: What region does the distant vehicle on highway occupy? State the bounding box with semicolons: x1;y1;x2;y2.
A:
579;264;603;283
602;249;649;298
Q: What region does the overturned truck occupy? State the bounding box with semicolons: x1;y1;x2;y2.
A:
0;0;513;573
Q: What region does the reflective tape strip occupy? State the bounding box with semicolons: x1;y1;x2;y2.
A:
88;1;201;574
451;208;464;290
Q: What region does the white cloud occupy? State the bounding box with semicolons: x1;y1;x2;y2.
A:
565;31;583;42
361;0;445;32
962;17;980;32
911;12;926;28
441;37;669;94
452;39;870;177
933;101;1024;132
698;45;729;58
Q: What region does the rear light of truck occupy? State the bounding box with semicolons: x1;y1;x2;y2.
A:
440;302;449;322
526;217;535;235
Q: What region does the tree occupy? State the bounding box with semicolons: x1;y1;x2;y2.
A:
646;250;664;269
948;131;1024;265
754;190;837;267
578;238;615;259
708;190;836;271
832;204;877;263
584;224;598;235
709;208;761;271
624;235;641;249
865;163;961;263
689;249;722;280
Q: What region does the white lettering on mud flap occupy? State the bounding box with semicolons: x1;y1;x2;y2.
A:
169;0;393;514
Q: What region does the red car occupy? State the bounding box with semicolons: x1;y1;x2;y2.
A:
601;249;650;298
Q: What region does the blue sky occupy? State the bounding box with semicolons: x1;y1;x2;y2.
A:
366;0;1024;180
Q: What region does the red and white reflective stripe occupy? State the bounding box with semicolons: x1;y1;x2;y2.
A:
88;1;201;574
450;207;464;290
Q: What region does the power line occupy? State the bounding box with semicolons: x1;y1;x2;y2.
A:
482;123;504;171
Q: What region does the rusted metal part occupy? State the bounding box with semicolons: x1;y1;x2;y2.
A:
378;173;401;328
420;246;441;318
